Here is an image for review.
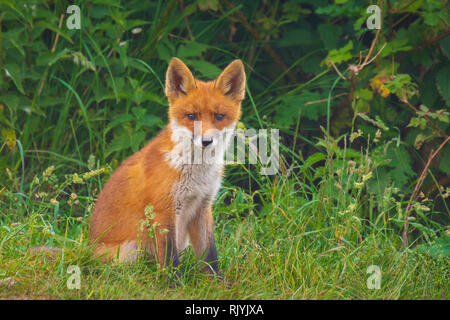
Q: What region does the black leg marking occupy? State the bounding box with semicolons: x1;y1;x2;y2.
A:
204;236;222;278
164;229;182;288
164;230;180;269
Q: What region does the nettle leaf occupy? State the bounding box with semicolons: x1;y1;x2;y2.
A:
418;235;450;258
275;95;300;128
177;42;208;59
3;28;26;57
189;60;221;79
131;130;146;153
387;145;415;186
303;152;326;170
105;128;147;158
275;91;326;127
105;114;129;135
371;143;415;189
142;92;167;106
435;64;450;107
410;51;433;67
131;106;146;120
318;23;342;50
141;114;164;129
106;131;130;158
4;63;24;94
380;37;412;57
156;42;173;62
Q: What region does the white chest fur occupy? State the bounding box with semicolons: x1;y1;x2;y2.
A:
165;120;230;251
171;162;223;251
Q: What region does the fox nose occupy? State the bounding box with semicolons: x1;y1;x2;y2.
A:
202;137;213;147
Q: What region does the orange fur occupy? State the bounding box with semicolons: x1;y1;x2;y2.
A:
89;58;246;276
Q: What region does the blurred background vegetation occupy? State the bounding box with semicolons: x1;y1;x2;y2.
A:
0;0;449;299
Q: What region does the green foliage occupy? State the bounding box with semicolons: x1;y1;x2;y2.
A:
0;0;449;299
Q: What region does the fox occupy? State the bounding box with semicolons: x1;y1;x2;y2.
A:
88;58;246;278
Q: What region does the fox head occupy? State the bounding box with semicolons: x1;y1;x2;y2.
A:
165;58;245;155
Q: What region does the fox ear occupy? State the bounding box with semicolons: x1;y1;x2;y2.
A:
215;60;246;101
165;58;196;98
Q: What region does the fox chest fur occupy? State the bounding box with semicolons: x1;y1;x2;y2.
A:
172;162;223;251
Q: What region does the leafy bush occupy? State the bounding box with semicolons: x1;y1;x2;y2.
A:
0;0;449;299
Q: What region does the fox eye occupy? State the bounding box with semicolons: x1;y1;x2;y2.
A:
215;113;225;122
186;113;196;121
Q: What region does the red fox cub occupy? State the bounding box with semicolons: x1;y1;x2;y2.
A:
89;58;246;277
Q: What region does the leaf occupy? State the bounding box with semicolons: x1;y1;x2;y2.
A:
303;153;326;170
318;24;342;50
422;11;440;26
418;235;450;258
4;64;24;94
438;144;450;174
131;130;146;153
323;41;353;66
435;65;450;107
178;42;208;59
36;49;71;66
105;114;129;135
105;132;130;158
388;146;415;186
189;60;222;79
3;29;26;57
380;37;412;57
141;114;164;129
440;36;450;60
275;91;326;128
385;74;418;101
354;88;373;101
279;28;315;47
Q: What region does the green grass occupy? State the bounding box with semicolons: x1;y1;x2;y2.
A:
0;155;448;300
